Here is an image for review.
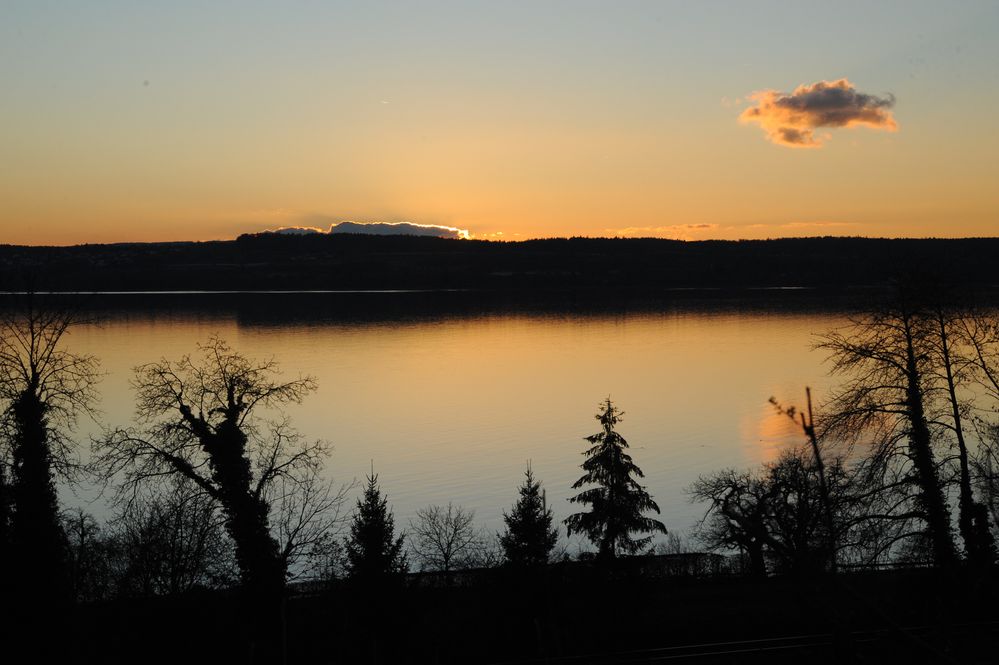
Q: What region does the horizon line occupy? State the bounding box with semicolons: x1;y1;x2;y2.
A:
4;233;999;250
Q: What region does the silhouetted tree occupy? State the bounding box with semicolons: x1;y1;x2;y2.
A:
268;445;351;582
108;478;238;597
691;448;849;576
690;468;770;575
975;425;999;546
771;388;839;572
499;464;558;568
93;336;326;658
819;292;958;567
0;301;99;601
62;508;117;602
565;399;666;559
345;473;407;583
409;502;484;577
926;306;996;565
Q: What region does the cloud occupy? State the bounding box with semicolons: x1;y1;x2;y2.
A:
779;221;860;230
261;220;470;240
329;221;470;239
739;78;897;148
604;224;720;240
268;226;324;235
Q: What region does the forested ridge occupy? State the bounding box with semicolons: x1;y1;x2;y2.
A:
2;235;998;292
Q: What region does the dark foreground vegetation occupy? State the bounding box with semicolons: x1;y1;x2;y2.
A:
59;564;999;664
2;234;999;292
4;268;999;662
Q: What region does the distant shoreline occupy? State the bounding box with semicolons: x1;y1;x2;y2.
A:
0;285;823;296
2;235;998;295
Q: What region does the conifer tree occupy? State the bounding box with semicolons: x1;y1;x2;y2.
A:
565;399;666;559
345;472;407;582
499;465;558;567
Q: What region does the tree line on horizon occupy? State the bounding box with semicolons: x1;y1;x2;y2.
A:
4;234;999;293
3;278;999;658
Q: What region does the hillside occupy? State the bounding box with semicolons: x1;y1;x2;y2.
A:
1;235;996;293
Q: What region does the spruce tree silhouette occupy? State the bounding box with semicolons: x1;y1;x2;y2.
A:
345;471;407;584
499;464;558;567
565;399;666;559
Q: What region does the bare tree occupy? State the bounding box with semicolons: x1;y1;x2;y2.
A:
63;508;115;602
108;477;238;597
690;467;771;576
924;306;996;564
408;502;485;577
267;450;352;582
0;298;100;599
961;313;999;553
818;294;957;567
690;448;851;576
974;425;999;544
91;335;329;655
770;386;836;573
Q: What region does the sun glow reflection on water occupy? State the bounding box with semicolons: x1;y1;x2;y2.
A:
60;304;845;547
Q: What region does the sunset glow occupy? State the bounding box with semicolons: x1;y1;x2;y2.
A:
2;1;997;245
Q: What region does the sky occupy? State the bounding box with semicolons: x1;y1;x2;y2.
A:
2;0;998;245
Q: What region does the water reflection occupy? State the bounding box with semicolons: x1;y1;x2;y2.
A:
14;293;847;544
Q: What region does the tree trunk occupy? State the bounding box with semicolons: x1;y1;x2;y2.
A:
8;389;71;659
200;418;285;662
747;540;767;577
936;312;995;565
10;389;69;600
903;321;957;567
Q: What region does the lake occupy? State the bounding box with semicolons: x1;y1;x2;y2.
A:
24;292;851;551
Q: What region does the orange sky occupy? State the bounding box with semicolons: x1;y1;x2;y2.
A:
2;2;997;245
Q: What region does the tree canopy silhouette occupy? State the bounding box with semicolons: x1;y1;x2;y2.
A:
565;399;666;559
819;288;958;566
0;300;99;601
499;464;558;568
409;502;484;576
92;336;336;660
345;472;407;583
690;448;849;576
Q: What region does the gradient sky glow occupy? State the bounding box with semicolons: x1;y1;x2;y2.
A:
2;0;998;245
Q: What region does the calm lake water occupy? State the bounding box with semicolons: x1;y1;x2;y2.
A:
40;293;849;549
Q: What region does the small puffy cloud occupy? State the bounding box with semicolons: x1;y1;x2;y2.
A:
329;221;470;240
740;78;897;148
